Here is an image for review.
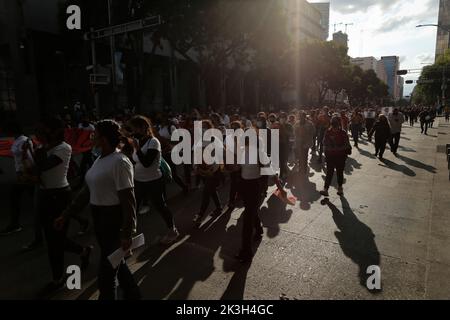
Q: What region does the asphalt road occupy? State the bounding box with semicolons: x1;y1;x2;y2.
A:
0;119;449;300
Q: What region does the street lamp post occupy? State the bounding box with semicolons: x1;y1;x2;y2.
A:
416;24;450;107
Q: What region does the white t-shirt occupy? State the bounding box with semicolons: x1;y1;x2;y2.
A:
159;125;176;140
85;151;134;206
133;137;162;182
11;135;33;172
239;145;262;180
40;142;72;189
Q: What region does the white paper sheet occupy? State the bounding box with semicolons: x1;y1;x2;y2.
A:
107;234;145;268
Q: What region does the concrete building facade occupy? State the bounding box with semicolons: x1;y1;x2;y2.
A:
310;2;330;40
350;56;388;84
436;0;450;61
284;0;328;42
381;56;401;101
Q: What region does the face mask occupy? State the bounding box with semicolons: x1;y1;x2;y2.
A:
133;133;144;140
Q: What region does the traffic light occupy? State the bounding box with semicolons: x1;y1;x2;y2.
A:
405;80;414;84
397;70;408;75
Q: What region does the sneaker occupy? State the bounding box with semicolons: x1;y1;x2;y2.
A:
319;189;329;197
160;228;180;245
138;206;150;215
337;187;344;196
0;225;23;236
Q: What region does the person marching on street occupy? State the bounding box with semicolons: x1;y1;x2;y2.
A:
388;108;405;156
224;121;243;210
0;121;36;236
193;120;223;227
445;105;450;122
55;120;141;300
33;116;92;294
294;112;315;177
235;125;268;263
278;112;293;179
129;115;179;245
419;108;430;135
319;117;352;197
350;109;364;148
340;110;349;133
369;114;391;160
316;107;331;163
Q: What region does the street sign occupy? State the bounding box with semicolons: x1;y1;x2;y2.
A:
84;15;161;41
90;74;110;85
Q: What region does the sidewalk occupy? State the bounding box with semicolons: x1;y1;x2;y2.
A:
425;117;450;298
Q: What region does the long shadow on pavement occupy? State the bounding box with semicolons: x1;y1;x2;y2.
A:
289;175;320;211
378;159;416;177
325;197;381;293
128;208;243;299
396;154;436;173
259;194;293;239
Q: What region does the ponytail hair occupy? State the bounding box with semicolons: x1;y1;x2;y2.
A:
128;115;154;137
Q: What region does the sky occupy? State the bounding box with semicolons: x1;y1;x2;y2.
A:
310;0;440;96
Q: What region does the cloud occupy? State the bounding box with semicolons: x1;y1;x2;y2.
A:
415;52;435;64
330;0;438;17
374;8;439;34
376;16;415;33
330;0;401;14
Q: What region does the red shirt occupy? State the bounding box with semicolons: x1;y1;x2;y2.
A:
323;128;351;157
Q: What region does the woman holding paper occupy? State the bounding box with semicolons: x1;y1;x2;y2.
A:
55;120;141;300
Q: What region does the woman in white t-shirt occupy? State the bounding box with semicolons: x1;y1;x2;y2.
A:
158;117;188;194
55;120;141;300
0;121;35;236
32;117;92;293
129;116;179;245
192;120;223;227
235;126;267;263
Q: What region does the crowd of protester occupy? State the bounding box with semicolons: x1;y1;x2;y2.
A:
0;102;439;299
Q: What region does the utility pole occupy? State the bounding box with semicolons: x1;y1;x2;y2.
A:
344;23;354;34
85;12;161;116
107;0;117;110
442;65;447;107
90;27;100;116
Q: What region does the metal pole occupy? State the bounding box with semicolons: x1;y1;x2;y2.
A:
108;0;117;109
90;28;100;116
